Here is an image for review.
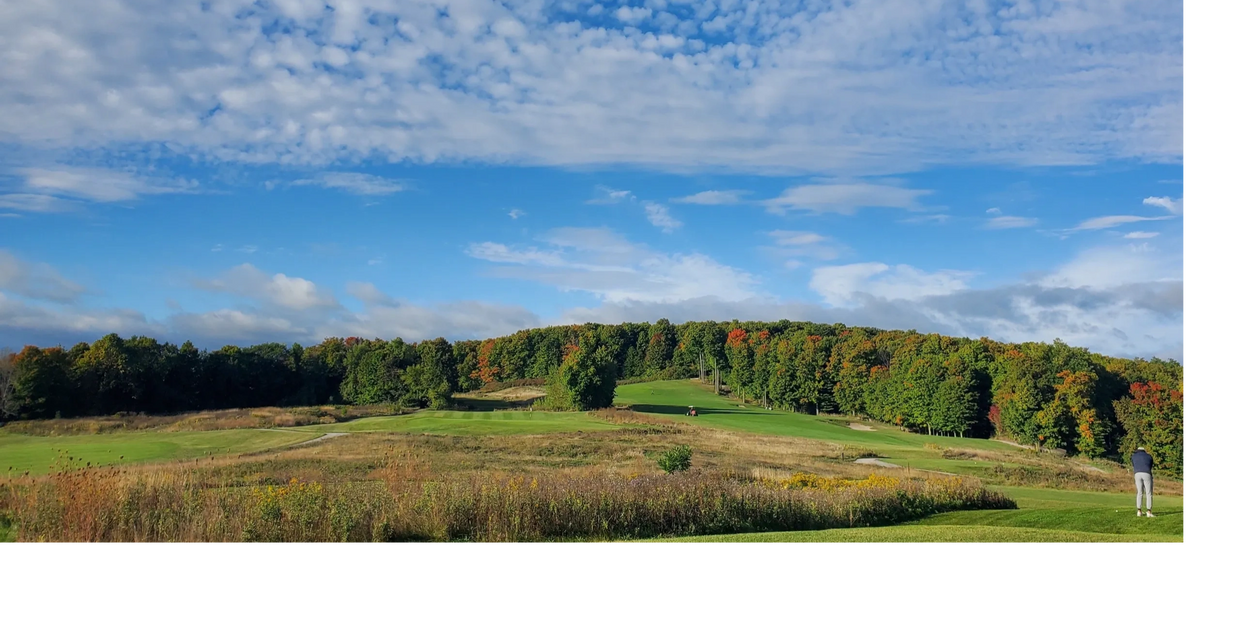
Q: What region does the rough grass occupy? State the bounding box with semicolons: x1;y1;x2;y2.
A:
662;525;1180;542
0;405;400;436
0;457;1012;542
0;429;322;477
312;410;620;436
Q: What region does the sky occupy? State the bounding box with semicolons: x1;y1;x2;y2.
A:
0;0;1183;360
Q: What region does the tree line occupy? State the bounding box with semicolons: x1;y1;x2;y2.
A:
0;319;1183;473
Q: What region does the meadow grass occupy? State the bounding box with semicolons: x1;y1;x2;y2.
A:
310;410;619;436
662;525;1180;542
0;459;1013;542
0;429;322;477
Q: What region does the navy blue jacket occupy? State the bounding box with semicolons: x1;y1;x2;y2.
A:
1131;450;1154;474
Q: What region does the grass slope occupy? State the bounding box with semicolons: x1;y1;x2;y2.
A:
312;410;618;436
615;380;1024;456
663;525;1179;542
0;429;322;477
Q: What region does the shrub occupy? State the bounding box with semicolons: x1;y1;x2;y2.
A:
656;445;693;474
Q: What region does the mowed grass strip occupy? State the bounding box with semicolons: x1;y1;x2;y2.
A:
312;410;619;436
0;429;322;476
614;380;1024;453
997;485;1185;510
915;508;1182;538
660;525;1180;543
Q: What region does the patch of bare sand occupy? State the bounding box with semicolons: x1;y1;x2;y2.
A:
848;423;875;431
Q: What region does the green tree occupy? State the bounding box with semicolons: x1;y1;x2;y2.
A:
1115;382;1183;475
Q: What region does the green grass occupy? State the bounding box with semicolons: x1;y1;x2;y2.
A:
615;380;1023;454
996;485;1184;510
661;525;1180;542
916;508;1182;537
0;429;322;477
310;410;619;436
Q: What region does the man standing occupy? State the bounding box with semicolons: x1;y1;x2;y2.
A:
1132;447;1155;518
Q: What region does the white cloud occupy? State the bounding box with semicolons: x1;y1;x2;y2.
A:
1071;215;1176;231
324;299;542;343
1143;196;1182;214
810;263;973;306
0;1;1182;174
763;230;845;262
769;231;828;247
289;172;405;195
469;227;759;304
166;310;304;343
194;264;338;311
673;190;745;205
899;214;950;225
345;281;395;306
508;209;526;219
644;203;681;233
1;292;155;341
763;182;932;215
614;7;652;24
1038;244;1180;290
466;242;565;267
1124;231;1159;239
15;166;197;202
0;241;1184;361
984;215;1038;229
586;186;635;205
0;193;77;213
986;207;1002;215
0;250;86;303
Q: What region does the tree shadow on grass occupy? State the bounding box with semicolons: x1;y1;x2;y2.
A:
629;404;779;416
453;397;538;412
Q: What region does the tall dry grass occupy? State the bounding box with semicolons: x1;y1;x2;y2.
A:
0;451;1013;542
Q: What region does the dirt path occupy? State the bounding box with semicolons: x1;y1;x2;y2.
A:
290;432;348;447
994;439;1035;450
853;457;959;477
259;428;349;448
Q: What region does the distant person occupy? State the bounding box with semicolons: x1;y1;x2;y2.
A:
1132;447;1155;517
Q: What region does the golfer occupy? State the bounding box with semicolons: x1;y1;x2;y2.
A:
1132;447;1155;517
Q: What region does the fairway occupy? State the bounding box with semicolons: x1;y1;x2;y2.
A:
311;410;619;436
0;429;322;476
664;525;1180;542
615;380;1027;457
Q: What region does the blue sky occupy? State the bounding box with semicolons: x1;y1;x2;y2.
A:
0;0;1183;359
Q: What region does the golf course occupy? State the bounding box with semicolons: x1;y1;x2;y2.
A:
0;379;1181;542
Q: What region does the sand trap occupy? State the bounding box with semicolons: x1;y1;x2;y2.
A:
854;458;900;468
848;423;875;431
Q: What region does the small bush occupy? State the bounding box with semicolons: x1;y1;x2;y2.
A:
656;445;693;474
